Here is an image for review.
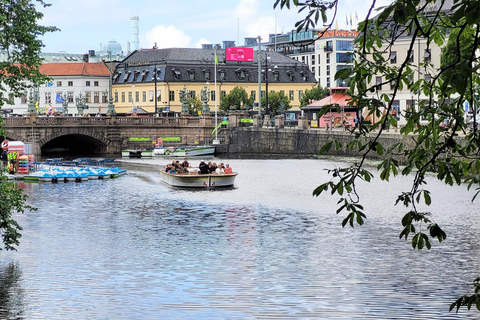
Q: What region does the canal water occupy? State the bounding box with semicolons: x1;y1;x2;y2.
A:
0;157;479;319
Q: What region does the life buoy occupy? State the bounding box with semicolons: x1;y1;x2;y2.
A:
1;140;9;149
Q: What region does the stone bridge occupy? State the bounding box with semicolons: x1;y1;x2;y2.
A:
2;114;224;157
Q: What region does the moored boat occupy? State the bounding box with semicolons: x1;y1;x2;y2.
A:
164;145;215;157
122;149;154;158
159;170;237;188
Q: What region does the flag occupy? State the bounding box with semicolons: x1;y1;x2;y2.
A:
350;14;353;26
56;93;64;103
47;80;53;87
214;50;218;65
346;14;348;26
48;103;54;115
356;12;359;21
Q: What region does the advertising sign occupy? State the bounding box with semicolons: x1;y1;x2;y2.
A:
225;47;254;62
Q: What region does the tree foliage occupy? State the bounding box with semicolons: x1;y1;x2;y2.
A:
219;86;253;111
0;0;57;250
261;91;291;114
299;85;330;107
187;96;202;115
276;0;480;313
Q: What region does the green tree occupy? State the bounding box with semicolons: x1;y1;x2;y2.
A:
261;91;291;114
299;85;330;107
219;86;253;111
275;0;480;313
187;96;202;115
0;0;57;250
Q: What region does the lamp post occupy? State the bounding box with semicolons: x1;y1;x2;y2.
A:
106;66;116;115
154;64;158;116
265;55;270;115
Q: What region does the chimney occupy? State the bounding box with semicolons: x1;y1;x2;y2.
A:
89;50;95;57
83;54;89;62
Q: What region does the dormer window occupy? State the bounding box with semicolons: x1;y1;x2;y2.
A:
141;69;149;81
133;70;141;82
236;68;248;80
203;69;211;80
287;70;294;81
272;70;280;81
187;68;195;80
219;69;226;80
172;68;181;79
123;70;131;82
112;73;120;83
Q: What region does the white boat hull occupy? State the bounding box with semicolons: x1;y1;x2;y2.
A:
122;150;154;158
159;170;237;188
165;146;215;157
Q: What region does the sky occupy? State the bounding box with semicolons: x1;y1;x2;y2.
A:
38;0;392;54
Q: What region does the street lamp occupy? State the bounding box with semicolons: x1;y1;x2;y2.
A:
263;55;273;115
154;64;158;116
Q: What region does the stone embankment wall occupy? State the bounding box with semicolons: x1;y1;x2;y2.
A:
223;127;415;162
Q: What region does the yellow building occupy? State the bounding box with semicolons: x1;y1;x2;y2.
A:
111;48;316;114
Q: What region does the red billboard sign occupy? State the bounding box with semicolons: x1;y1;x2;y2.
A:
225;47;254;62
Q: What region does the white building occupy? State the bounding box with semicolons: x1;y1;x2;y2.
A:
9;62;111;116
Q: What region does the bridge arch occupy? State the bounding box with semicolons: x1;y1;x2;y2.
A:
39;130;111;156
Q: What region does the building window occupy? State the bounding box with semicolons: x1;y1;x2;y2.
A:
221;90;226;98
299;90;304;100
121;92;125;103
45;92;51;103
204;70;211;81
425;73;432;83
94;81;99;86
149;90;154;102
408;50;414;63
390;51;397;64
424;49;431;62
143;91;147;102
21;93;27;104
289;90;294;100
273;71;279;81
190;90;196;99
251;90;256;102
169;90;175;101
287;71;294;81
68;81;73;86
326;65;330;76
188;69;195;80
156;90;161;102
336;52;353;63
94;92;99;103
376;76;382;90
135;91;139;102
103;92;108;103
128;92;133;103
312;67;315;75
318;54;321;64
8;93;14;104
326;53;330;64
86;92;91;103
57;81;62;87
336;40;353;51
327;78;331;87
114;92;118;103
219;70;226;80
261;90;265;98
68;92;74;103
311;54;315;65
86;81;91;86
173;69;181;79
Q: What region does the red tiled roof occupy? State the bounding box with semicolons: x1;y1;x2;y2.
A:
39;63;110;76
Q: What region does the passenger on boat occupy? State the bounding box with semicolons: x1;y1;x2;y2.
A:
199;160;209;174
215;163;224;174
165;164;176;173
209;162;217;173
181;158;189;168
224;163;233;174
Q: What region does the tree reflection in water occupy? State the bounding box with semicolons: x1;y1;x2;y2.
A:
0;262;24;319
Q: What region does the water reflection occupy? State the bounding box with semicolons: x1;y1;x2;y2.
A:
0;158;478;319
0;262;24;320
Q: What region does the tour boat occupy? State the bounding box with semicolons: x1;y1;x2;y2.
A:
159;170;237;188
164;145;215;157
121;149;154;158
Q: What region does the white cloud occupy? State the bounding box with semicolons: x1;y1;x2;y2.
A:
142;25;191;49
194;38;212;48
235;0;259;19
244;16;276;41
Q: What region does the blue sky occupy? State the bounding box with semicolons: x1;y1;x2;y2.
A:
38;0;391;54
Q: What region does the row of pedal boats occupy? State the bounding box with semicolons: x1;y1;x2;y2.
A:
24;166;127;183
